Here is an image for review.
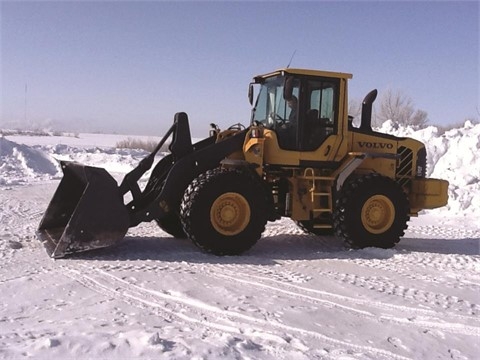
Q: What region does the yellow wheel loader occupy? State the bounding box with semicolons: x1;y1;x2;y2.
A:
37;68;449;258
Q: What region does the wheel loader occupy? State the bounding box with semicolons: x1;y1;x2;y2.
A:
37;68;449;258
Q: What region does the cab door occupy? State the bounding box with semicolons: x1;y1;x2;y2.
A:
298;77;343;166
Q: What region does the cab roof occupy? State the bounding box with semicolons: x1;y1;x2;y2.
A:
254;68;353;82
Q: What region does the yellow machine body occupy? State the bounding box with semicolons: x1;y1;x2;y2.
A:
241;68;448;227
38;67;449;258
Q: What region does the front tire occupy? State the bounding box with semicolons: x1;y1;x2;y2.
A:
333;174;409;249
180;168;268;255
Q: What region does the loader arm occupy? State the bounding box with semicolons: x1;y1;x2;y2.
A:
127;124;248;226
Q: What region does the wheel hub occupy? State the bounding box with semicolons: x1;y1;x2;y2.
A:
361;195;395;234
210;192;251;236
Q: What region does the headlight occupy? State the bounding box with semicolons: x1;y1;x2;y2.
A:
250;144;262;157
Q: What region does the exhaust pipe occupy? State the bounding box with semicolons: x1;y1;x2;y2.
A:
360;89;378;132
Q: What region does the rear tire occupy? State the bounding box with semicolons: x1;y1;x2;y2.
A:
180;167;267;255
154;180;186;238
333;174;409;249
155;213;186;239
143;156;187;239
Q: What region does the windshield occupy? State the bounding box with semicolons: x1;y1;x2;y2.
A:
251;76;299;129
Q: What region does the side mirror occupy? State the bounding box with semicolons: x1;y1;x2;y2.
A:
283;76;294;100
248;83;254;105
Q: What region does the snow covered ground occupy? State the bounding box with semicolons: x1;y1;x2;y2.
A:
0;123;479;359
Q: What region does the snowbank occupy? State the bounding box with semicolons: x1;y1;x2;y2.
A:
0;137;61;185
1;134;156;185
378;120;480;215
42;143;153;176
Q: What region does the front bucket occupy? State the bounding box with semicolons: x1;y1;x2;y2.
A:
37;161;130;258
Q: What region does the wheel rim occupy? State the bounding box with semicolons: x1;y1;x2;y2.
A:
361;195;395;234
210;192;251;236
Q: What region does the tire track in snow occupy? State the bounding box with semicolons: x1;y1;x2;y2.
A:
198;260;479;318
86;242;479;320
207;267;480;337
0;189;45;260
407;224;480;239
0;193;44;225
348;253;480;290
0;266;53;284
90;260;479;337
324;270;478;316
60;264;413;360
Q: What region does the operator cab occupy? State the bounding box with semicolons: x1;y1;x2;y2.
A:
250;69;344;152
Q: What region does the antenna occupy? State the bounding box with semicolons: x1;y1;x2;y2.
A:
286;50;297;68
24;83;28;124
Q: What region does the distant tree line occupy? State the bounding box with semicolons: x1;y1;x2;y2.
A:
116;137;170;152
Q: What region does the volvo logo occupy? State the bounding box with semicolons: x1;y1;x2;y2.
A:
358;141;394;149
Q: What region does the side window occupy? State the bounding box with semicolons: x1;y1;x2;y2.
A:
310;83;335;124
302;80;338;150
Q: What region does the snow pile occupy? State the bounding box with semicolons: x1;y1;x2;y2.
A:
0;136;61;185
1;134;156;185
378;120;480;215
43;143;152;176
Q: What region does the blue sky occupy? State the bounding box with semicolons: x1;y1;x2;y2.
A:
1;1;478;136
